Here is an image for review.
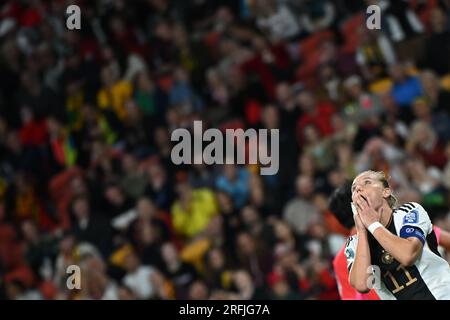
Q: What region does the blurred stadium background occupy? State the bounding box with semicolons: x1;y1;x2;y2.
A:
0;0;450;300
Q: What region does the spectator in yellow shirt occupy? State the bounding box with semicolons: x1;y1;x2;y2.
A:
171;181;218;239
97;65;133;120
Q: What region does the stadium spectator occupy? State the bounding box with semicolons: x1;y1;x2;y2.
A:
283;175;321;236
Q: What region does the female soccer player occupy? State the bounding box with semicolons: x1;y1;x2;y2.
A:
329;180;450;300
345;170;450;300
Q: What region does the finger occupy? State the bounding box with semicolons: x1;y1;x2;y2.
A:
357;215;366;227
355;199;364;212
359;199;368;212
354;198;362;209
364;193;371;207
356;196;365;208
357;194;369;207
358;195;369;210
361;193;371;207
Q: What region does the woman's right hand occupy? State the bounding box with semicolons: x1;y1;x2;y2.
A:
354;210;367;235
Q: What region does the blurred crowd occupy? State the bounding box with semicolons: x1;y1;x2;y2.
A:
1;0;450;300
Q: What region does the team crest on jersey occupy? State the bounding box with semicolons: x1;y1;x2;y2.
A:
381;250;394;264
403;209;418;224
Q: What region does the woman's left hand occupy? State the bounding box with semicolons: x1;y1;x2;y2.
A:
354;192;382;228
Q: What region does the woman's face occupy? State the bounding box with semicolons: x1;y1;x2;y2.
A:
351;173;387;210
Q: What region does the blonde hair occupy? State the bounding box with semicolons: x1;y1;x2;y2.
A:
354;170;398;209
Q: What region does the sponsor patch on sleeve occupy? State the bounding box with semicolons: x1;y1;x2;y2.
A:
403;209;418;224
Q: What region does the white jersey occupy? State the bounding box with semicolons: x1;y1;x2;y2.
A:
345;202;450;300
